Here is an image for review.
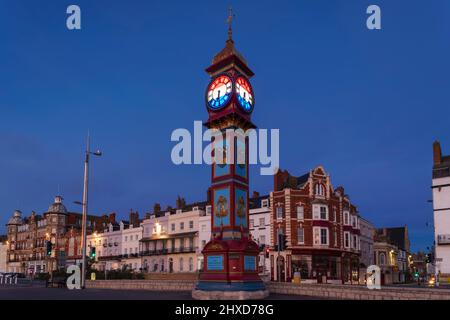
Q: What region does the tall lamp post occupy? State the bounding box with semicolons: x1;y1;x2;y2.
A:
79;133;102;289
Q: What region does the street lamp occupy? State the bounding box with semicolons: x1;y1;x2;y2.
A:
79;133;102;289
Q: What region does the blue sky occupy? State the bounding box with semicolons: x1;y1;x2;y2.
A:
0;0;449;252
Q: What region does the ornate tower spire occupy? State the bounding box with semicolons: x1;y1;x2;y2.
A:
227;6;235;41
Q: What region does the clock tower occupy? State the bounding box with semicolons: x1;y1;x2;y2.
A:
193;9;268;300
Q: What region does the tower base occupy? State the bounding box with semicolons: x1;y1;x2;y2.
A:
192;289;269;300
192;280;269;300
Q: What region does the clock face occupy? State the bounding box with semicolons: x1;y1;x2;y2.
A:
235;76;254;112
206;75;233;110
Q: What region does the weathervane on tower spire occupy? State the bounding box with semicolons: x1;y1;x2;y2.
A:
227;6;235;40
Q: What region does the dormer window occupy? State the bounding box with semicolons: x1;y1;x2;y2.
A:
315;184;325;196
262;199;269;208
206;206;212;215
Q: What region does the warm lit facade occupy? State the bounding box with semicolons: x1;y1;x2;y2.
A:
432;141;450;281
87;216;143;272
140;202;208;273
270;166;361;284
374;227;411;284
5;196;108;274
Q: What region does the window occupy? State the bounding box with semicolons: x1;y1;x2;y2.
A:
333;208;337;222
380;253;386;265
179;258;184;271
259;217;265;226
320;206;328;220
315;184;325;196
189;257;194;272
171;223;175;231
201;224;206;232
353;235;357;249
249;219;254;228
189;221;194;229
276;207;283;219
201;240;206;248
320;228;328;245
296;206;304;220
344;232;350;248
334;230;337;246
313;228;320;245
124;248;128;254
259;235;266;245
125;236;128;242
352;216;357;228
313;205;328;220
297;227;304;244
206;206;212;215
180;222;184;230
343;211;350;225
262;199;269;207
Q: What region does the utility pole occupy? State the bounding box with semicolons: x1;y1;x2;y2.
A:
80;134;90;289
80;133;102;289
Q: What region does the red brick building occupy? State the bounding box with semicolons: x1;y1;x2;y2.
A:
270;166;361;284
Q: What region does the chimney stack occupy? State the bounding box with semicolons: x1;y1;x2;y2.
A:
252;191;260;198
109;213;116;225
129;210;140;228
433;140;442;166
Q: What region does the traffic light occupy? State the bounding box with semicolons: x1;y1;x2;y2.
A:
90;246;96;259
46;241;52;256
425;254;431;264
283;235;288;251
265;247;270;258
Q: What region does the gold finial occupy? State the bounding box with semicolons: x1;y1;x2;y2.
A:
227;6;235;40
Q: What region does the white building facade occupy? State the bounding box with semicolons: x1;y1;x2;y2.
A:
249;194;271;277
432;141;450;281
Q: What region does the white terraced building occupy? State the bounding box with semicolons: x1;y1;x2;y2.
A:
432;141;450;282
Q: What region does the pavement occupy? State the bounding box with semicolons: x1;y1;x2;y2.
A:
0;287;324;300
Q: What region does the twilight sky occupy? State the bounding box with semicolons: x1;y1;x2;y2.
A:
1;0;449;252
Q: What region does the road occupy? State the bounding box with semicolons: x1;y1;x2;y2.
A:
0;287;324;300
